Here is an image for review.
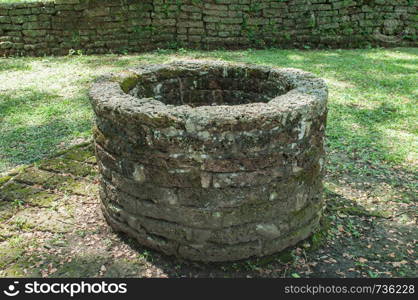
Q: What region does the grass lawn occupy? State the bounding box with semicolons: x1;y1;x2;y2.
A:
0;0;48;3
0;48;417;278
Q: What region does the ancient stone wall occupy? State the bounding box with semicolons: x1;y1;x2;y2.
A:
0;0;416;56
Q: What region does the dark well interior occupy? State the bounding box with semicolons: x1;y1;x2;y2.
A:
132;72;290;107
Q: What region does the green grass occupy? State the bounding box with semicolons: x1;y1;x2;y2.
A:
0;0;50;3
0;48;417;173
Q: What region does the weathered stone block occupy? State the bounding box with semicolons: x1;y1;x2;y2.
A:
22;30;46;37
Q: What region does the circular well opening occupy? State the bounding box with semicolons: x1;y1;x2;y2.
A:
127;63;291;107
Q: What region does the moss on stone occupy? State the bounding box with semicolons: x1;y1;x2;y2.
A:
14;167;54;186
1;263;32;277
85;156;97;164
41;174;75;190
0;182;41;201
13;208;73;233
113;71;140;93
275;249;294;263
26;191;59;207
0;175;12;187
38;157;97;177
62;148;95;163
3;165;29;178
0;236;27;269
52;256;109;277
0;235;41;277
338;206;389;218
0;201;16;223
0;180;59;207
60;179;98;196
291;205;308;219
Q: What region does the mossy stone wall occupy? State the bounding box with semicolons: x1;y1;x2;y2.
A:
0;0;416;56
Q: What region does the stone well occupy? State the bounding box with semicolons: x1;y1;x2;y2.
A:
89;60;328;262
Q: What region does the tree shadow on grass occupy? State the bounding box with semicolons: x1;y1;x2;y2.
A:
326;101;413;165
0;88;93;172
311;188;417;278
208;48;417;97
